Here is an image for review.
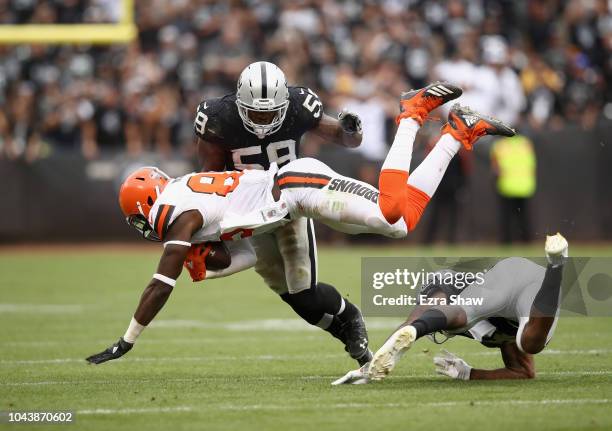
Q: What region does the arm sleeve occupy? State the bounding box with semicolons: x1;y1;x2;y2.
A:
205;239;257;279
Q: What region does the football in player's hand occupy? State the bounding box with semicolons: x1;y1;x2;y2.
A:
205;241;231;270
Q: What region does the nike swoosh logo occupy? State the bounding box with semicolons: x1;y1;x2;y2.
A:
203;102;208;109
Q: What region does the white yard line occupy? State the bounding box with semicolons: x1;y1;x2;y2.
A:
0;303;82;314
150;318;404;331
1;376;334;387
218;399;612;411
2;347;610;367
66;398;612;415
78;407;193;415
473;348;612;356
3;370;610;387
1;335;321;347
0;353;344;366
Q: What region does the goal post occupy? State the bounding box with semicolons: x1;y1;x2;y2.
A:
0;0;136;45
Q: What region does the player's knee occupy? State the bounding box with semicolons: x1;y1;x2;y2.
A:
404;185;430;231
404;206;424;231
378;195;403;225
519;333;547;355
285;265;312;294
378;170;408;224
255;264;288;295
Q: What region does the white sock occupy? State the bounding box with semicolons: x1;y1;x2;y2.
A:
407;133;461;197
123;317;146;344
381;118;420;173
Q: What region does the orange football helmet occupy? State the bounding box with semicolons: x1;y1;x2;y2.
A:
119;166;170;241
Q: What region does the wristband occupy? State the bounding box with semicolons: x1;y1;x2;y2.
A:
153;273;176;287
164;240;192;248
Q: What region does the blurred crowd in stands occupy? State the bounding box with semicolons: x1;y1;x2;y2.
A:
1;0;611;164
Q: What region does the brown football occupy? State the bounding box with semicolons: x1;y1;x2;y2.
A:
205;241;231;270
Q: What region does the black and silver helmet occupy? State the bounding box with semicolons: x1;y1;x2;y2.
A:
236;61;290;139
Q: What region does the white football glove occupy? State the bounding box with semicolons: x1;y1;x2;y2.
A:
331;363;370;385
338;109;363;135
545;232;568;267
433;350;472;381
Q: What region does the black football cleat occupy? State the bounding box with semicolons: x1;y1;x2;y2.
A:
443;103;516;150
397;82;463;125
339;311;373;367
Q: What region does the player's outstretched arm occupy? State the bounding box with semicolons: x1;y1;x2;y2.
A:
86;212;202;364
312;112;362;148
469;342;535;380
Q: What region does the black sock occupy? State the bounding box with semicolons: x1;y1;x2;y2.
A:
410;309;448;339
337;298;360;323
532;264;563;316
280;282;342;326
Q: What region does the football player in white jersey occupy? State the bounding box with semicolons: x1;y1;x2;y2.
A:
332;234;569;384
86;82;515;364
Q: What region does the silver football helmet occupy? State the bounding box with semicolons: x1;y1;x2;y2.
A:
236;61;290;139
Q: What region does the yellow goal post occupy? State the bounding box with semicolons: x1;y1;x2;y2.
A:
0;0;136;45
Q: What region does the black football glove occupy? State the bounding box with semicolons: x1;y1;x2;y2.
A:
338;109;363;135
86;337;133;364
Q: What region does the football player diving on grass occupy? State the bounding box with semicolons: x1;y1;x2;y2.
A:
86;81;515;365
332;233;569;385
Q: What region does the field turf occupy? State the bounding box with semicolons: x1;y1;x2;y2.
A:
1;244;611;430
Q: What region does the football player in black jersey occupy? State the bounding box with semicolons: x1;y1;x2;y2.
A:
333;234;569;383
193;61;371;365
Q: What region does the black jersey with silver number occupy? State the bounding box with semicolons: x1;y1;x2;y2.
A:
194;86;323;170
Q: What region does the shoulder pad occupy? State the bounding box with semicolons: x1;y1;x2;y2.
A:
289;86;320;102
194;96;228;141
289;86;323;122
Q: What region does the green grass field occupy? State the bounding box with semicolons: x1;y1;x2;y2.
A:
1;244;611;430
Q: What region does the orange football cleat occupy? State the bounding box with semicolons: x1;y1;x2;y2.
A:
442;104;516;151
396;82;463;125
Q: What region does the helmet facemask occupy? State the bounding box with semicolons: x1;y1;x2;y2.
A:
236;97;289;139
126;214;161;242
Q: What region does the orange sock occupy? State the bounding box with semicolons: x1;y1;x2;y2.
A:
403;185;431;231
378;169;408;224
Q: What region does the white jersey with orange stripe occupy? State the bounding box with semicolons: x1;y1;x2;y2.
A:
147;166;288;243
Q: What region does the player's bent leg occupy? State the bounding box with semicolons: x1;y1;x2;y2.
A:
274;216;372;365
382;103;516;232
516;234;567;354
378;83;463;225
368;306;467;380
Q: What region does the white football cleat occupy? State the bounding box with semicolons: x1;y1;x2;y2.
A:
331;363;371;385
545;232;568;266
368;325;417;381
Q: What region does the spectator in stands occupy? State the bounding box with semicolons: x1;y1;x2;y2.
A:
0;0;609;184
